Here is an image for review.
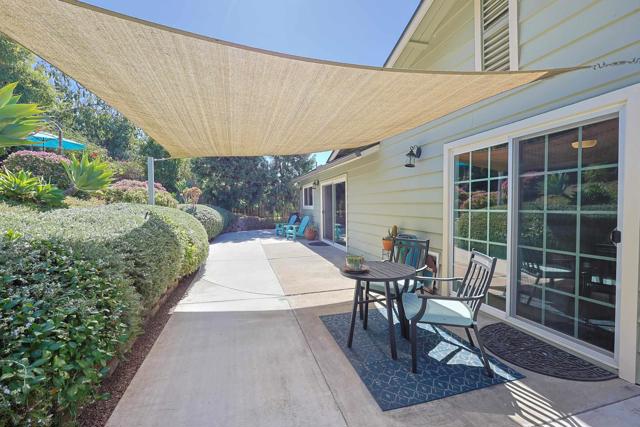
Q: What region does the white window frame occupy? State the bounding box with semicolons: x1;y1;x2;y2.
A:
442;83;640;383
474;0;519;71
302;184;314;209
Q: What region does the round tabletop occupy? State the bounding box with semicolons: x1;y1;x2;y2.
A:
340;261;415;281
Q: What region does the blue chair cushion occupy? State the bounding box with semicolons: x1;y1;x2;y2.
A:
401;293;473;327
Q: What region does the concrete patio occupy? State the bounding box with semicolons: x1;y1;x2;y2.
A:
107;230;640;427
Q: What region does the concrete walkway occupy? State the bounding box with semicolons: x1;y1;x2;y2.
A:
107;230;640;427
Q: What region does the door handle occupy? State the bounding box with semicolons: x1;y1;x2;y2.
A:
610;229;622;244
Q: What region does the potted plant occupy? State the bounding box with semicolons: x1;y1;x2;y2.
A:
304;223;317;240
382;230;394;251
345;254;364;271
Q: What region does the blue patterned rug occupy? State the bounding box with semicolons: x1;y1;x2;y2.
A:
321;311;524;411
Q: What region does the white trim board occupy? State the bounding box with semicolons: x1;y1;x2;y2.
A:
442;83;640;383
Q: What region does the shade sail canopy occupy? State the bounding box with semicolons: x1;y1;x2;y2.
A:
0;1;575;158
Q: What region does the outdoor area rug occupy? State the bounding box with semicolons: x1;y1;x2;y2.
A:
321;311;523;411
479;323;617;381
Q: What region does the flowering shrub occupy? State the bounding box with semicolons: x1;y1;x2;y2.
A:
104;180;177;207
0;232;141;426
111;179;167;192
2;150;71;189
111;160;146;181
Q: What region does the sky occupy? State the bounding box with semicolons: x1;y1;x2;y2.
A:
86;0;420;164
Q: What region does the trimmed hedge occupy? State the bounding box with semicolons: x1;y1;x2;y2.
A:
2;150;71;189
0;234;141;425
0;202;209;425
179;204;224;240
0;203;207;309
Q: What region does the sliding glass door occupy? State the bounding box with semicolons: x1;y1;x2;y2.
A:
515;118;619;352
321;180;346;248
451;116;620;354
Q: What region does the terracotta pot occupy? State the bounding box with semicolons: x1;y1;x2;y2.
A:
382;238;393;251
304;228;317;240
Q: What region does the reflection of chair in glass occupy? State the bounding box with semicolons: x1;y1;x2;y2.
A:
402;251;497;375
521;258;573;305
334;223;344;243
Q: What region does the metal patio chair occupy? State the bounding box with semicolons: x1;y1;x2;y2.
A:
360;237;430;338
402;250;497;376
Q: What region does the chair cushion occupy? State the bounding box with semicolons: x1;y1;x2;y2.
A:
401;293;473;327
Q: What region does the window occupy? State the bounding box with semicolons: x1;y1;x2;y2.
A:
476;0;512;71
453;143;509;311
302;185;314;208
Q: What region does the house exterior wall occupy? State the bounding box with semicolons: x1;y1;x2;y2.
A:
296;0;640;379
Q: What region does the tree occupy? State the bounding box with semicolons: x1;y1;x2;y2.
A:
139;138;181;193
266;155;315;216
191;155;315;216
191;157;271;212
0;36;56;107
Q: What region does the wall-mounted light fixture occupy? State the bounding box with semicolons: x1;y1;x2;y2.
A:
312;179;320;189
405;145;422;168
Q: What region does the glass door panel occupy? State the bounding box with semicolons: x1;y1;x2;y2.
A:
515;118;619;352
334;182;346;247
322;184;333;241
452;143;509;311
321;181;347;247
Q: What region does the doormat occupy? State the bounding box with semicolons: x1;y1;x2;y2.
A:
308;241;330;246
321;311;523;411
479;323;616;381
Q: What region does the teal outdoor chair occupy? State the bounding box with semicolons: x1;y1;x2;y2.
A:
402;250;497;376
285;215;310;241
360;237;430;338
275;213;297;237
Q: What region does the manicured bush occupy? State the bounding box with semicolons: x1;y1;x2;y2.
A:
2;150;71;189
0;232;141;426
212;205;235;230
179;204;224;240
151;205;209;276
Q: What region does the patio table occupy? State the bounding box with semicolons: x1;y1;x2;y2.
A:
341;261;415;360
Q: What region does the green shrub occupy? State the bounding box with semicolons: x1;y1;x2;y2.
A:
179;204;224;240
0;168;64;207
2;150;71;189
0;204;207;309
0;232;141;425
211;205;235;230
152;205;209;276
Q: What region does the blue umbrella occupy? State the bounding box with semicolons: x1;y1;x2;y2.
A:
25;132;85;151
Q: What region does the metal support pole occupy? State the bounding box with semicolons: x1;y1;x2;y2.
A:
147;156;155;205
57;129;63;155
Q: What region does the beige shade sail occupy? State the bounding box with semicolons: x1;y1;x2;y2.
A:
0;1;577;158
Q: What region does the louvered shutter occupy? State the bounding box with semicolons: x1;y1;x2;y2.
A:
482;0;510;71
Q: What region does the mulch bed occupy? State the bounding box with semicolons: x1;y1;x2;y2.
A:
77;271;199;427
